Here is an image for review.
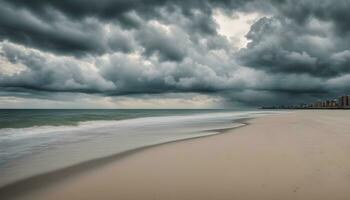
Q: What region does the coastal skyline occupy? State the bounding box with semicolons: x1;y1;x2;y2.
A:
263;94;350;109
1;0;350;108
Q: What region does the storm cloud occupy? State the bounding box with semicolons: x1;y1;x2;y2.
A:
0;0;350;107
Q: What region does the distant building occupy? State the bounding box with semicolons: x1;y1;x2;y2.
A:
337;95;349;108
314;100;322;108
331;99;337;107
339;96;345;107
261;93;350;109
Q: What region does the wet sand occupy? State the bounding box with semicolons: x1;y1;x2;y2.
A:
2;110;350;200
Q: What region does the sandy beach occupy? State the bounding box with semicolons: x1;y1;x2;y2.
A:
2;110;350;200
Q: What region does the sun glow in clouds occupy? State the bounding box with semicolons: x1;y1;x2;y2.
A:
214;10;267;49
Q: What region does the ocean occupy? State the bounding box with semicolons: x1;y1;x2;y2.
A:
0;109;278;187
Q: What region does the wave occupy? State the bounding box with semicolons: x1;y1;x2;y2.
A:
0;110;282;187
0;111;275;140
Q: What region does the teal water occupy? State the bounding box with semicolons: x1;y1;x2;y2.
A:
0;109;244;129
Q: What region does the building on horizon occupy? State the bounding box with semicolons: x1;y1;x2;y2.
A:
338;95;350;108
262;94;350;109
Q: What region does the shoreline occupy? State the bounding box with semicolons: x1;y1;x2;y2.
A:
0;117;253;199
4;110;350;200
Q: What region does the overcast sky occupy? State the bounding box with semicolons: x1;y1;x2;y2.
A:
0;0;350;108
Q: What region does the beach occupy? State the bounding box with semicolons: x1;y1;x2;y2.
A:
2;110;350;200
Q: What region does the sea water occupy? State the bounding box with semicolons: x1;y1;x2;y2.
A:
0;109;278;187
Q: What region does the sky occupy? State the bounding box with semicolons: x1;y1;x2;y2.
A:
0;0;350;108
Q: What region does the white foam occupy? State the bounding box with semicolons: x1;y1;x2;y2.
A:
0;110;279;140
0;110;284;187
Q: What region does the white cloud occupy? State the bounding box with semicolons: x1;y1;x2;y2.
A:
213;10;267;49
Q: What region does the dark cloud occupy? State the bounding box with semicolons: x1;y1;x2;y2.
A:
0;42;115;93
0;2;137;56
0;0;262;56
135;25;186;62
1;0;350;107
273;0;350;33
0;0;258;20
0;41;243;96
237;8;350;77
